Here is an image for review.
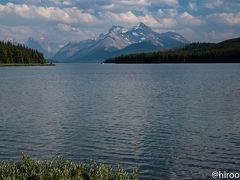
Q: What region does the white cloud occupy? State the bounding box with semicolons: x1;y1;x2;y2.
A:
0;3;99;24
101;0;178;9
204;0;223;9
188;2;197;10
22;0;76;6
57;23;86;32
155;9;178;28
178;28;196;42
99;0;151;13
157;8;178;17
165;8;177;17
180;11;204;26
201;30;237;42
102;11;158;26
208;12;240;26
0;24;34;42
157;9;164;16
50;0;74;6
57;23;73;31
117;0;150;6
158;18;177;28
102;9;177;29
178;28;238;43
152;0;179;7
102;4;116;10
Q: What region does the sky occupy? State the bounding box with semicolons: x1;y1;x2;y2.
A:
0;0;239;50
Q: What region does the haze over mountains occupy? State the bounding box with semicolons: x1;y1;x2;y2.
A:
25;38;60;59
53;22;189;63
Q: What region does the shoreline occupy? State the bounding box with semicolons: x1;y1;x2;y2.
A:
0;63;56;67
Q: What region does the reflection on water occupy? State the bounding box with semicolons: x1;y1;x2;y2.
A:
0;64;240;179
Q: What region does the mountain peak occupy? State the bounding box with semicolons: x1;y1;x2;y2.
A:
108;25;127;33
134;22;152;31
138;22;147;27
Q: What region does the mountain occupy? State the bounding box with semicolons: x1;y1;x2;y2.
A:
53;22;189;63
104;37;240;63
26;38;58;59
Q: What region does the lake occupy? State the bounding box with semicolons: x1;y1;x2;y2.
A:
0;64;240;179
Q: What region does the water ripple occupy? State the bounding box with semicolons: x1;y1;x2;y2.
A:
0;64;240;179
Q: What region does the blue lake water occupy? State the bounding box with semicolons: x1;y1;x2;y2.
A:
0;64;240;179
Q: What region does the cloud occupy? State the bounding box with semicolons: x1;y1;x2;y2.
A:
188;2;197;10
57;23;89;33
155;8;178;28
15;0;76;6
102;11;158;26
178;28;238;43
208;12;240;26
57;23;74;32
101;4;116;10
0;2;99;24
204;0;223;9
165;8;177;17
99;0;179;10
117;0;150;7
49;0;74;6
152;0;179;7
20;0;179;8
0;0;239;45
0;24;34;42
202;30;237;42
157;9;164;16
157;8;178;18
180;11;204;26
157;18;177;28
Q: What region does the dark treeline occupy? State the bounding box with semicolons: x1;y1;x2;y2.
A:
0;41;45;64
104;37;240;63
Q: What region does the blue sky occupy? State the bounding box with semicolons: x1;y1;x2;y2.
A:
0;0;239;50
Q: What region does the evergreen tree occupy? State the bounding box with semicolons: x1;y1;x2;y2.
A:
0;41;45;64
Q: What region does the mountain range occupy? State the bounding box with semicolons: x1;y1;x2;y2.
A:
53;22;189;63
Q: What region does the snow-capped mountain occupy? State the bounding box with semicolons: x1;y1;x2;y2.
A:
53;22;189;62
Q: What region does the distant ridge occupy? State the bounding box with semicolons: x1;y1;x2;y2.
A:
26;38;58;59
104;37;240;63
53;22;189;63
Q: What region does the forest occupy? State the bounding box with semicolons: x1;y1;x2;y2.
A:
104;37;240;64
0;41;45;64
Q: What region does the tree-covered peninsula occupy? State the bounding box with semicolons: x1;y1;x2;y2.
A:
0;41;48;65
104;37;240;64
